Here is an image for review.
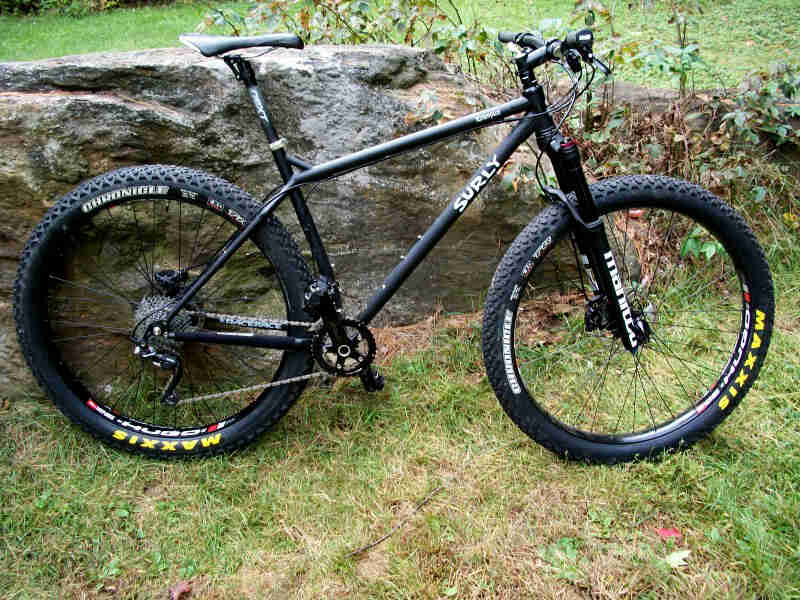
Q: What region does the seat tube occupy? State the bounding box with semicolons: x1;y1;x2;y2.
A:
233;57;336;280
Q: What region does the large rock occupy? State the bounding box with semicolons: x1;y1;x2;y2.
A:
0;45;542;391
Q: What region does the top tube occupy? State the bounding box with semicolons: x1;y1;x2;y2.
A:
290;96;532;187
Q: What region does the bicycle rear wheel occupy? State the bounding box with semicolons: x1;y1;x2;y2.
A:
14;165;313;457
482;176;774;463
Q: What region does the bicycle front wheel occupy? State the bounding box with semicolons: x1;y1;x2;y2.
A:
482;176;774;463
14;165;313;457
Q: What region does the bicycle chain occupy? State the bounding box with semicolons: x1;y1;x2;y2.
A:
176;371;326;405
171;310;322;405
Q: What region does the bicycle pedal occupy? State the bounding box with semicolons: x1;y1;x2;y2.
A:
359;367;385;392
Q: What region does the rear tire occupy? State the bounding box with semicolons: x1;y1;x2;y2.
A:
14;165;313;457
482;176;774;463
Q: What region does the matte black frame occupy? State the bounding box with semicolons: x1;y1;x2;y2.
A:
167;65;561;351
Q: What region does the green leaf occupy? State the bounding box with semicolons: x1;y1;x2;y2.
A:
443;586;458;596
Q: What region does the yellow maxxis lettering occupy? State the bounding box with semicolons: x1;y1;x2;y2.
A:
109;430;220;451
751;333;762;349
201;434;222;447
755;310;766;331
718;309;766;411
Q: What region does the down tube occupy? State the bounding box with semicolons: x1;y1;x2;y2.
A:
358;115;539;324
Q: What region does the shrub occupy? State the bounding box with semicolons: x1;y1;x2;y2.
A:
1;0;171;16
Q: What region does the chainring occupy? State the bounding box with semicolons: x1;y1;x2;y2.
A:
312;318;376;376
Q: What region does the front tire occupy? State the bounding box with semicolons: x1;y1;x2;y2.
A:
14;165;313;457
482;176;774;463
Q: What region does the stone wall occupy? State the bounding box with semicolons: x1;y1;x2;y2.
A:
0;45;543;391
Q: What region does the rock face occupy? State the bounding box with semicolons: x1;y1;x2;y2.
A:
0;45;543;391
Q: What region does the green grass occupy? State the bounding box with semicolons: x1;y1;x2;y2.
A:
0;1;247;61
2;268;798;598
2;0;798;91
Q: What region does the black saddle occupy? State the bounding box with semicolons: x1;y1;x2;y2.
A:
179;33;304;57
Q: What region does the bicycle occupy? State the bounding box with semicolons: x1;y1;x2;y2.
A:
12;25;774;463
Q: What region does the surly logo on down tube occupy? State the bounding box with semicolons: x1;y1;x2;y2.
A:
453;155;503;213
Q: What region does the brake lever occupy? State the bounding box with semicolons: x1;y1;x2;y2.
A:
592;56;612;77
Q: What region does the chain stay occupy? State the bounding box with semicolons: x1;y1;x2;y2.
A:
188;310;313;331
164;310;320;405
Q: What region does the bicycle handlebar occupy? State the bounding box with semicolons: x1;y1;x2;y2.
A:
498;27;611;76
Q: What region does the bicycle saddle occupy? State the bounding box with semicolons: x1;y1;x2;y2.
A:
179;33;304;57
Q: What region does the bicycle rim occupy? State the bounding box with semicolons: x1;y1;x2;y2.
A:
41;195;294;432
513;204;748;443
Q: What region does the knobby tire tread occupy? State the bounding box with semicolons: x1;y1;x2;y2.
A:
14;165;313;459
482;175;774;464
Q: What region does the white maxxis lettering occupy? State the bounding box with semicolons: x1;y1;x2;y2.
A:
115;418;230;438
521;235;552;278
719;303;751;388
81;186;169;212
503;309;521;394
604;250;638;350
453;155;503;213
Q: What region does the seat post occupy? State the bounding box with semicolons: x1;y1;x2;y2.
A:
223;55;295;184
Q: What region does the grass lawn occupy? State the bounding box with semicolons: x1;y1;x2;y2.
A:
2;262;799;598
0;1;248;61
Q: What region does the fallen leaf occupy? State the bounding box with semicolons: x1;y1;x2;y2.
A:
656;527;681;541
169;581;192;600
664;549;691;569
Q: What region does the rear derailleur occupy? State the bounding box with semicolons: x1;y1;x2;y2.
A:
304;276;384;392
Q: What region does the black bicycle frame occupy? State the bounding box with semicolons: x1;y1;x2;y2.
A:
167;55;623;351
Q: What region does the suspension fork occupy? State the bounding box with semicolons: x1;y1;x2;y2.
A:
525;84;641;353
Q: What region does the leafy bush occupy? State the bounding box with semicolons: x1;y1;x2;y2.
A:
0;0;41;14
1;0;167;16
202;0;508;80
719;62;800;147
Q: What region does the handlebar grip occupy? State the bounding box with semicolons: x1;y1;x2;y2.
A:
498;31;516;43
497;31;545;49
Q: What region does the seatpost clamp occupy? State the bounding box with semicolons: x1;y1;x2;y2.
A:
222;55;257;86
269;138;288;152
